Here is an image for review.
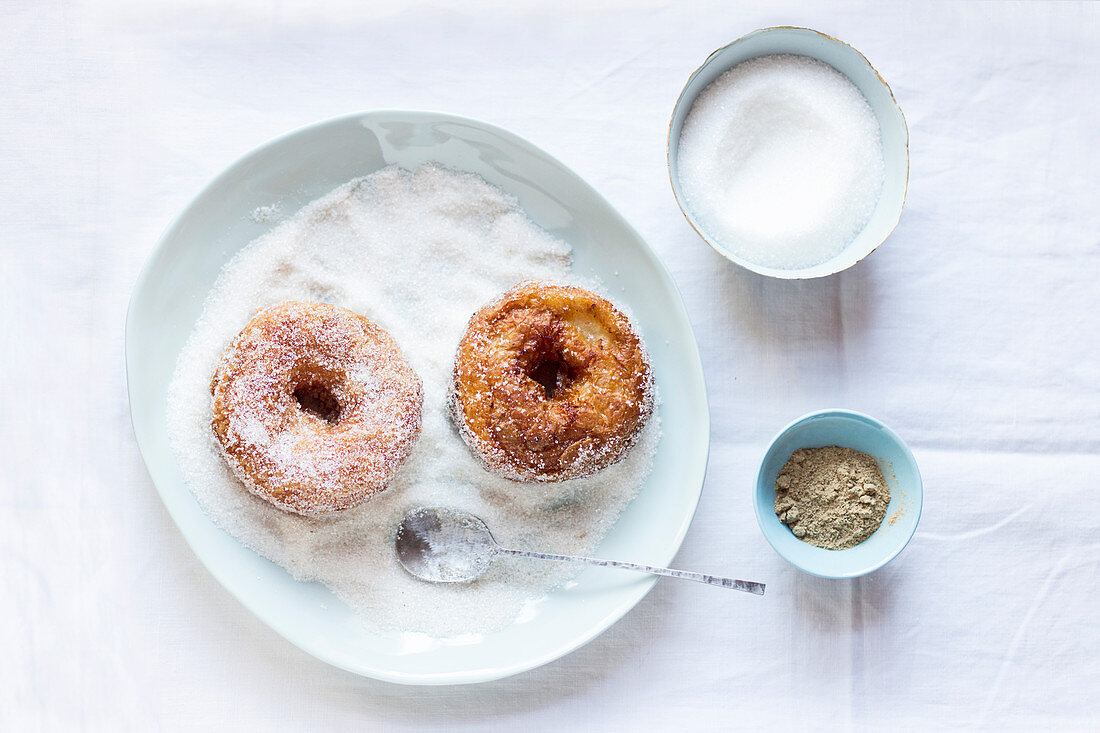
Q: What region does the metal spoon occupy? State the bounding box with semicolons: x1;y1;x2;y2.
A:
395;507;765;594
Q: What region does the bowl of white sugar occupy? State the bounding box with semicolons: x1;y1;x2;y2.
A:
668;27;908;278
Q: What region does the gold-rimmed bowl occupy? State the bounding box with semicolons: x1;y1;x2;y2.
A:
667;27;909;279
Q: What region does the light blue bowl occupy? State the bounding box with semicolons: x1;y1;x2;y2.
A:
754;409;922;578
668;26;910;279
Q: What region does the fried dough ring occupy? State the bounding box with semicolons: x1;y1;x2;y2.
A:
210;301;423;516
451;281;653;482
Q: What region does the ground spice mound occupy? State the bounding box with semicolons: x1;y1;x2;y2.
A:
773;446;889;550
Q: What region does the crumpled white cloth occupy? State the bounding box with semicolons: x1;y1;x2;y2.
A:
1;0;1097;730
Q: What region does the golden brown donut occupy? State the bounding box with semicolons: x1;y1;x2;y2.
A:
210;301;422;516
451;281;654;482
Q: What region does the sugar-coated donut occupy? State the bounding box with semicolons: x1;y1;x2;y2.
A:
451;281;654;482
210;301;422;516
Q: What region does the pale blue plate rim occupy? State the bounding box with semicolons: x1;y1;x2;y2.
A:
124;110;711;684
752;408;922;579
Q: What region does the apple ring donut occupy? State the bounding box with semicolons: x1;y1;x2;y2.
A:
451;281;654;482
210;301;422;516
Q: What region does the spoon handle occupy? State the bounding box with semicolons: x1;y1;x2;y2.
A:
496;548;765;595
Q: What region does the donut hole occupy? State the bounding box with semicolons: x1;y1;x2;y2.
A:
528;355;574;400
293;382;342;423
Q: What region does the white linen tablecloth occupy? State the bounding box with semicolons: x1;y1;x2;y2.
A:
2;1;1098;729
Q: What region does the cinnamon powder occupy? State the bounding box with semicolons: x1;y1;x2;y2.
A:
773;446;889;550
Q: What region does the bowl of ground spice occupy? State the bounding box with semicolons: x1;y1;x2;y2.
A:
753;409;922;578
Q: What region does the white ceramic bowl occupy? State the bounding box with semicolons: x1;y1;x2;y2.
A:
668;26;909;279
126;111;710;684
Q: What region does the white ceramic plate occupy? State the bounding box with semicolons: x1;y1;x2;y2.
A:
126;111;709;684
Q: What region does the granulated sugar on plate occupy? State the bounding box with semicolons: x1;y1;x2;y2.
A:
166;164;660;637
677;54;885;269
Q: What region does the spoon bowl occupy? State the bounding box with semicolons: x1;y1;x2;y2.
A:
396;507;499;583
